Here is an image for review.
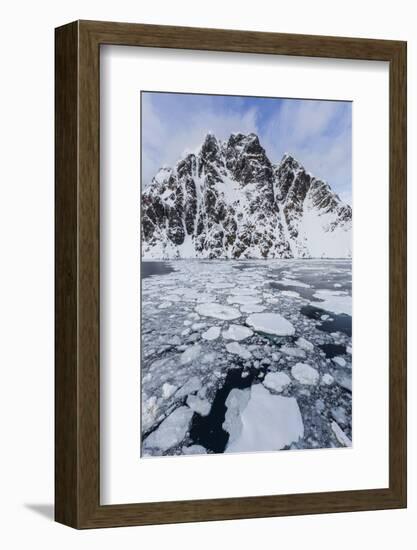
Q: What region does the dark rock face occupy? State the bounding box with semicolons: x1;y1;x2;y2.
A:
142;134;352;259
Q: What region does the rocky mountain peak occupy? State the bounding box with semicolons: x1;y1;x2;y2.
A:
142;132;351;259
200;133;220;161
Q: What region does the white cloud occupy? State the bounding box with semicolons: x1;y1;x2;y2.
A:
262;99;351;200
141;95;259;185
141;94;351;205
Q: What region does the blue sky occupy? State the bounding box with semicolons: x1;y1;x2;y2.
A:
142;92;352;204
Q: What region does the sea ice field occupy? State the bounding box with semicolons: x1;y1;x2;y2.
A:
141;259;352;457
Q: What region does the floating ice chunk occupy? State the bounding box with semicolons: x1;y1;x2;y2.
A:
320;314;329;320
149;357;169;371
158;301;172;309
162;382;177;399
224;384;304;452
188;312;200;320
202;326;221;340
186;394;211;416
334;372;352;392
180;344;201;365
206;282;234;290
291;362;320;385
271;352;280;361
168;335;181;346
223;388;251;447
281;290;301;298
222;324;253;341
346;346;352;354
175;376;202;398
195;302;241;320
183;320;192;326
230;288;259;296
227;295;260;305
181;289;203;301
333;356;347;367
181;328;191;336
246;313;295;336
281;345;306;358
279;278;311;288
165;294;182;302
331;406;348;426
241;371;250;378
331;421;352;447
311;290;352;316
225;342;252;360
263;372;291;393
191;322;206;331
240;304;265;313
196;293;217;303
182;444;207;455
334;283;342;288
142;396;159;432
321;373;334;385
296;337;314;352
143;406;193;452
201;352;216;364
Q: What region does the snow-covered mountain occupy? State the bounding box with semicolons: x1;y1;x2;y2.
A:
142;133;352;259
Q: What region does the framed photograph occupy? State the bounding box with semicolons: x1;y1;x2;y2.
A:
55;20;407;528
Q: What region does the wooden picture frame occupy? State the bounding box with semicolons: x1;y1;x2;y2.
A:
55;20;407;528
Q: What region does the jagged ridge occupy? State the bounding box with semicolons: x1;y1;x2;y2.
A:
142;133;352;259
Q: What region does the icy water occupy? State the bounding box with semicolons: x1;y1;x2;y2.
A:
141;259;352;457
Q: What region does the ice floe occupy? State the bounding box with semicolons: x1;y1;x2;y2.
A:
162;382;177;399
143;406;194;452
227;294;260;305
281;345;306;358
225;341;252;359
263;372;291;393
281;290;301;298
333;356;347;367
311;290;352;316
186;394;211;416
296;337;314;352
291;362;320;385
182;444;207;455
142;396;159;432
222;388;251;448
279;278;311;288
240;304;265;313
321;373;334;385
222;324;253;341
201;352;217;364
175;376;202;398
246;312;295;336
195;302;241;320
201;326;221;340
224;384;304;452
331;421;352;447
180;344;202;365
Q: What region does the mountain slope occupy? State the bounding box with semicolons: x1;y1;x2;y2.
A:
142;133;352;259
